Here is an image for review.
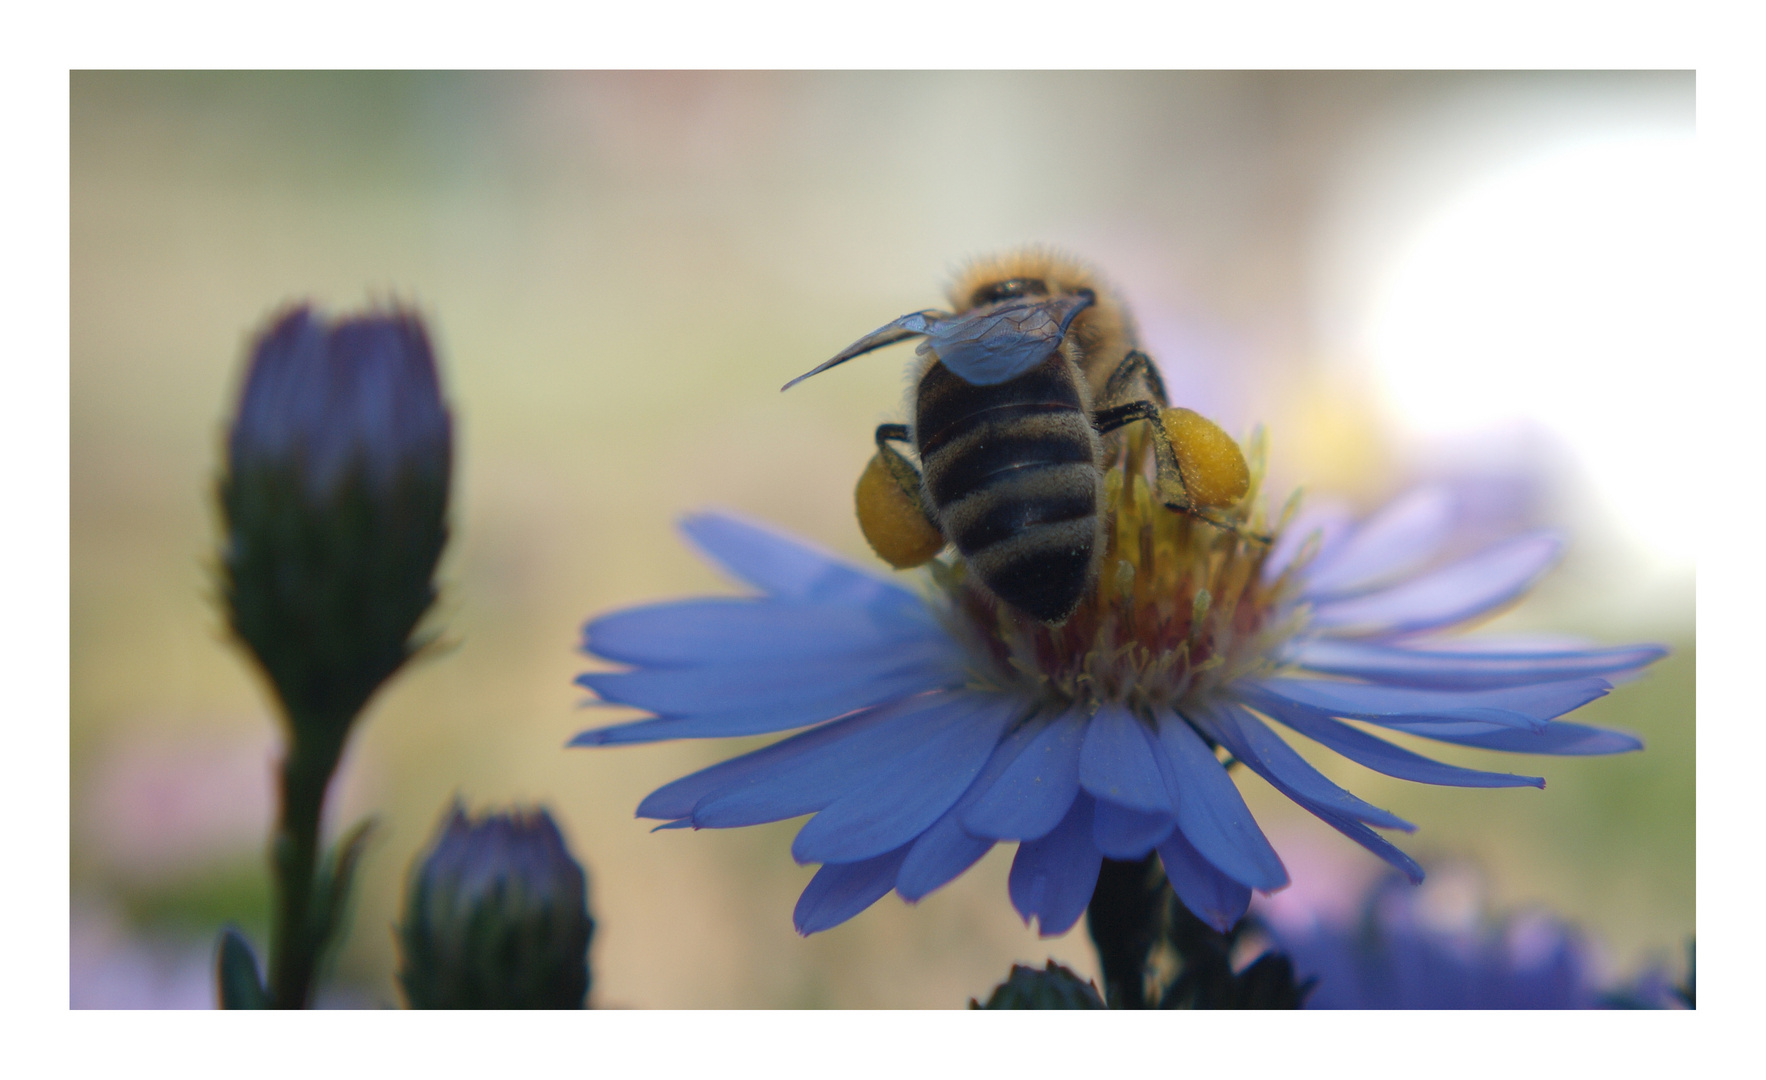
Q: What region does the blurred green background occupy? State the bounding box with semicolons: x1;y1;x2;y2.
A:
70;71;1693;1008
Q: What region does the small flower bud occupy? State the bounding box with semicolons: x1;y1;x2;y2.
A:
398;804;595;1010
970;961;1106;1009
218;304;452;734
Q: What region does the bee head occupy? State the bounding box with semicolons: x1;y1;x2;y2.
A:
968;277;1050;307
950;248;1101;312
950;248;1137;387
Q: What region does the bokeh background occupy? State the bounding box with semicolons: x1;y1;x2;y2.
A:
71;71;1693;1008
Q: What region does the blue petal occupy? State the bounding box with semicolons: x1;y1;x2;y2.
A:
570;664;956;745
1251;677;1610;730
793;846;910;935
583;597;941;667
1152;710;1288;891
1384;720;1644;756
576;640;954;714
1157;828;1250;933
1307;532;1564;637
680;511;917;607
1007;793;1103;938
632;703;902;820
690;692;1003;829
1286;638;1666;690
895;719;1053;902
1091;800;1176;860
1242;687;1544;789
1144;709;1285;892
1302;804;1426;883
897;826;995;905
963;709;1085;841
1302;488;1455;600
1078;704;1171;814
1262;501;1353;586
1188;701;1412;831
791;694;1020;865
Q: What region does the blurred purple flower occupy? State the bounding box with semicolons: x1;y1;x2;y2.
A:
80;730;274;878
71;905;215;1010
70;904;375;1009
1265;872;1682;1009
574;487;1661;937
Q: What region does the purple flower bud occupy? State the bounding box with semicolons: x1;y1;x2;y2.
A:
218;303;452;734
228;306;451;504
399;804;595;1009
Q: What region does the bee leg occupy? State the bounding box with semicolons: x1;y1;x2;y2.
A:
858;423;945;568
1092;401;1270;545
1096;350;1167;475
874;423;935;525
1093;400;1189;505
1099;349;1169;410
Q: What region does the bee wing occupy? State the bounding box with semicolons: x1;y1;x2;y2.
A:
781;310;946;391
923;291;1095;385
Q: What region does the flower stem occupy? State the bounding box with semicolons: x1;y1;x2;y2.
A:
269;717;348;1009
1087;854;1310;1008
1085;855;1169;1009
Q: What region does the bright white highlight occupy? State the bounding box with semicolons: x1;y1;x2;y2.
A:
1364;132;1695;573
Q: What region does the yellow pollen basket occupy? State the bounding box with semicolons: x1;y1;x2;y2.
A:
1162;408;1250;509
855;452;945;568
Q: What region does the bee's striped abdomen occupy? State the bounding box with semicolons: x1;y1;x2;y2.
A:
916;356;1104;623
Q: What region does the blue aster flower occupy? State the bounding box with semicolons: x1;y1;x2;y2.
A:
572;477;1662;939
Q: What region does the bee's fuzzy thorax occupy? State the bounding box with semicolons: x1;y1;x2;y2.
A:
947;246;1138;397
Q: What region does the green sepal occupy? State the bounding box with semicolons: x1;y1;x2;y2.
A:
310;818;377;967
1158;903;1313;1009
216;927;270;1009
1226;952;1312;1009
219;461;447;739
969;961;1106;1009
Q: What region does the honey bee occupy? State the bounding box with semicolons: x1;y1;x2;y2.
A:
783;249;1257;624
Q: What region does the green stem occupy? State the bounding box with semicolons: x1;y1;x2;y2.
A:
1085;855;1169;1008
269;718;347;1009
1086;853;1309;1008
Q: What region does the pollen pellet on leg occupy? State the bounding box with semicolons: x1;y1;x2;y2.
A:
856;452;945;568
1162;408;1250;509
